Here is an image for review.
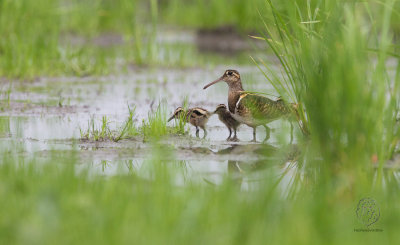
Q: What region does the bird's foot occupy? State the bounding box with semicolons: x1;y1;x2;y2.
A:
230;137;239;142
262;136;270;143
250;139;258;143
262;139;269;144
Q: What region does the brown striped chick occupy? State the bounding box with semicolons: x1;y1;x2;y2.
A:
168;107;212;138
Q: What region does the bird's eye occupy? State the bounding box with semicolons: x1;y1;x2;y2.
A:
227;71;233;76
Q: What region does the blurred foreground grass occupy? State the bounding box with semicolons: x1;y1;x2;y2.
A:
1;149;400;245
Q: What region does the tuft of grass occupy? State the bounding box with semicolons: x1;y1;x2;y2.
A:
141;103;169;141
80;115;112;141
80;106;140;142
170;97;190;135
114;105;139;142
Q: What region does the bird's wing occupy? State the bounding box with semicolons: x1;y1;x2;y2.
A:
237;93;288;122
192;108;212;118
187;108;205;120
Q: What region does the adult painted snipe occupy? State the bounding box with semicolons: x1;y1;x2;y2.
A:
214;104;241;141
168;107;212;138
204;69;299;142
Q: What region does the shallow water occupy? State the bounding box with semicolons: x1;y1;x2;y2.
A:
0;25;304;190
0;63;302;188
6;59;398;189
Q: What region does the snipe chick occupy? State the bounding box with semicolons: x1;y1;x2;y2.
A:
214;104;241;141
168;107;212;138
204;70;300;142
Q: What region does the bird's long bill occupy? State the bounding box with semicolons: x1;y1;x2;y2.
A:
203;77;223;89
167;115;175;122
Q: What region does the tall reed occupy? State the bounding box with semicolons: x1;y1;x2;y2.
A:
255;0;399;170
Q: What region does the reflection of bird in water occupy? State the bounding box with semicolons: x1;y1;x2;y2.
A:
168;107;212;138
227;160;243;188
218;143;277;156
224;144;302;190
204;69;303;142
214;104;241;141
220;143;301;171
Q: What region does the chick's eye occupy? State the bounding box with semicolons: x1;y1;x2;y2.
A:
228;71;233;76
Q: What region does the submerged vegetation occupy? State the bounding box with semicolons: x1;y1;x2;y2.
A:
1;0;400;244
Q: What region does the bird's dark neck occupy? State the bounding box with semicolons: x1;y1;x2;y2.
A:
228;81;244;113
229;80;244;92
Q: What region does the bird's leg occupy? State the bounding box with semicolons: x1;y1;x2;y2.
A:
227;127;232;141
231;128;239;142
290;121;293;143
250;127;257;142
262;125;270;143
196;126;199;138
202;127;207;139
